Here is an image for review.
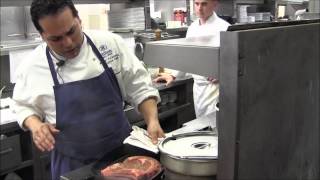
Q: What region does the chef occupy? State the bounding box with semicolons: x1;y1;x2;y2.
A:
11;0;164;179
154;0;230;118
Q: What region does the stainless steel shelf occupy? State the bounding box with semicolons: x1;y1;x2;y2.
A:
0;40;42;56
144;38;220;78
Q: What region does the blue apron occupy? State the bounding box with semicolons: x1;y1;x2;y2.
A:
46;34;131;180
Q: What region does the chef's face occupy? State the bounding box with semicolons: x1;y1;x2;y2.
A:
194;0;218;20
39;7;83;59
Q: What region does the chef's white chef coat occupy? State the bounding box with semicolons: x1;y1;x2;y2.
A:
182;12;230;118
12;30;160;128
186;12;230;47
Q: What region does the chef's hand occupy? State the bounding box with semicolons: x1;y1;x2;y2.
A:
153;73;175;86
24;115;60;152
207;77;219;84
147;120;165;145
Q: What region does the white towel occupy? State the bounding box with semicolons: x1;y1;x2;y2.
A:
123;126;162;154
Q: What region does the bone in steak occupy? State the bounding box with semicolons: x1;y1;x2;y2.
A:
100;156;161;180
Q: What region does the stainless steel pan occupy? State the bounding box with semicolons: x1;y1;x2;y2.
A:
158;132;218;176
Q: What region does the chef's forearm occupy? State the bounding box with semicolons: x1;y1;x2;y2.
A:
23;115;43;131
138;97;159;125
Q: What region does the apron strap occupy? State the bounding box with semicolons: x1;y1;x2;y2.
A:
46;33;110;86
84;33;109;70
84;33;124;102
46;46;60;86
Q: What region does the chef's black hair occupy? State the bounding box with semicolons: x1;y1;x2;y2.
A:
30;0;79;33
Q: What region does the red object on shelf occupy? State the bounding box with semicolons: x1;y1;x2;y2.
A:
174;10;187;25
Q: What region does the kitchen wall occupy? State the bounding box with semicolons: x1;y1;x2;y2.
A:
76;4;110;31
152;0;187;24
154;0;187;20
217;0;235;17
309;0;320;13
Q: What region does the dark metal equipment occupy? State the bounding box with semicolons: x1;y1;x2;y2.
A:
134;32;180;60
218;20;319;180
143;20;320;180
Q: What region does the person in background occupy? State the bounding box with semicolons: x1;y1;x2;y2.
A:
154;0;230;118
12;0;164;179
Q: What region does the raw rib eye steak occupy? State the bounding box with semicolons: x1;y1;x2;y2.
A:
100;156;161;180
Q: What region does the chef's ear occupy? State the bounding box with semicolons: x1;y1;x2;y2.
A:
39;32;48;43
76;16;82;26
79;18;82;25
79;19;83;29
76;17;83;30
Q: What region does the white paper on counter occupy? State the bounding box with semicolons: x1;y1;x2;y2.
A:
183;111;216;127
0;97;12;108
167;111;217;136
9;49;34;83
0;98;17;125
0;108;17;125
124;112;217;153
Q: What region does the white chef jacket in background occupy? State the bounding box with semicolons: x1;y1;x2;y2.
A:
12;30;160;128
173;12;230;118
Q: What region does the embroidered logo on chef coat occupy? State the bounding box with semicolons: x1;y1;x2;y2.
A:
99;45;120;64
99;44;108;51
98;44;121;74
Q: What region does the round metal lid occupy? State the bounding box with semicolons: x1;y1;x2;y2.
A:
159;132;218;159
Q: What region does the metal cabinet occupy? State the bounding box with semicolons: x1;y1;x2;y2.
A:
0;7;27;42
0;124;53;180
0;135;22;172
0;127;34;180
